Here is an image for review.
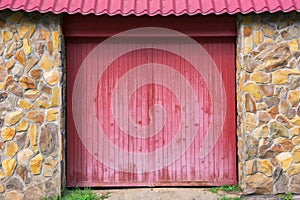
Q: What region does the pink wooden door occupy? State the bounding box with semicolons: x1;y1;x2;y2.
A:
66;15;236;187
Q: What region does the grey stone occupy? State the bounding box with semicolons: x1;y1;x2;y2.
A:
15;132;27;150
24;186;42;200
270;121;288;138
0;92;7;102
274;174;288;194
39;123;58;155
16;165;31;184
290;174;300;193
11;64;24;78
5;176;24;191
264;97;280;108
287;76;300;90
281;25;300;40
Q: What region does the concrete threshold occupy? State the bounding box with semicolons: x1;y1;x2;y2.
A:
94;188;241;200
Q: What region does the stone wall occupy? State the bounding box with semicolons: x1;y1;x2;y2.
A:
237;12;300;194
0;11;63;199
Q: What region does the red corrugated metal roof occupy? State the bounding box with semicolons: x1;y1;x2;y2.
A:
0;0;299;16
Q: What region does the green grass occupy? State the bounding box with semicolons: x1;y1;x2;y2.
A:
220;195;241;200
42;188;110;200
209;184;241;193
278;192;293;200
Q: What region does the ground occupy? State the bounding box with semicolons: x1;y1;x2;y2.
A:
94;188;300;200
95;188;241;200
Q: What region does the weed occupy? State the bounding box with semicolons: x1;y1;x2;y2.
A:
220;195;241;200
209;187;219;193
99;192;111;200
42;187;110;200
278;192;293;200
209;184;240;193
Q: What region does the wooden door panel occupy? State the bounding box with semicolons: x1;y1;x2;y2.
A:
66;36;236;187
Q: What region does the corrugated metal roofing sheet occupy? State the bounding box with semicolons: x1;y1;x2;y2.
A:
0;0;299;16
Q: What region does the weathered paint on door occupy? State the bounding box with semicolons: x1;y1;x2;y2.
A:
66;17;236;187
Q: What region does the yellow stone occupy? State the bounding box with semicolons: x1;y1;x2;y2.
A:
43;157;58;177
244;82;262;101
40;29;50;40
293;136;300;146
276;152;293;171
16;119;29;131
287;163;300;175
14;33;19;42
287;90;300;107
289;39;298;52
20;76;35;89
253;31;263;46
0;83;3;90
246;173;272;192
47;40;53;55
17;99;33;110
290;127;300;138
244;36;253;54
5;59;15;70
2;158;16;176
236;59;241;72
293;146;300;163
39;54;54;71
23;38;31;55
291;116;300;126
36;95;50;108
14;49;25;66
27;110;44;124
25;56;37;72
250;71;269;83
28;124;37;152
253;125;269;139
29;154;43;175
24;89;40;101
4;110;23;126
54;52;60;67
257;159;273;176
43;157;58;171
33;146;38;153
1;127;15;141
44;69;59;85
257;102;267;110
36;100;50;109
7;12;23;23
2;30;13;42
0;170;4;179
263;38;274;44
17;21;36;39
5;141;18;157
246;159;256;175
274;137;285;145
244;112;257;133
279;100;289;114
272;69;300;84
51;86;60;107
47;108;59;122
53;31;59;50
60;134;63;161
244;26;252;37
4;41;16;59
